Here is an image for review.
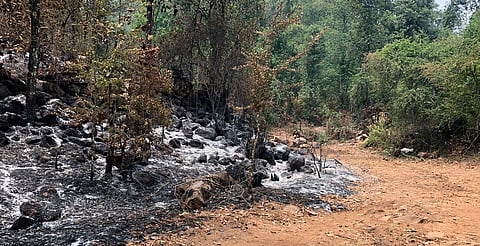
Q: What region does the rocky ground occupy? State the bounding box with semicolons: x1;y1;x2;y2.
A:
0;88;358;245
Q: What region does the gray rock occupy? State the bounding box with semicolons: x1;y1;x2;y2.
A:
0;112;25;130
132;171;155;187
10;217;36;230
254;159;269;167
257;145;276;165
169;138;182;149
189;139;204;149
195;126;217;140
208;154;219;163
288;154;306;172
182;127;193;139
40;135;58;148
273;143;291;161
0;94;25;113
0;132;9;146
224;129;240;146
67;137;92;147
218;157;233;166
38;186;59;199
226;163;246;181
20;201;43;220
0;82;12;99
197;154;207;163
19;201;60;222
25;136;42;145
193;117;210;126
270;173;279;181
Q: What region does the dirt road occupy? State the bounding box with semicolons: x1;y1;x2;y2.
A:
141;143;480;245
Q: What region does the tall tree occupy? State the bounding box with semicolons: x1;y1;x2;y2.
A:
393;0;438;40
26;0;40;123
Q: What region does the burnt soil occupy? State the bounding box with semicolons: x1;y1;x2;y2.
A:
136;142;480;246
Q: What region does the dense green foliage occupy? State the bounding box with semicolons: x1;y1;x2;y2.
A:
2;0;480;153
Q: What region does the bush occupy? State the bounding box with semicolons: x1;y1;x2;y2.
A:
362;114;392;149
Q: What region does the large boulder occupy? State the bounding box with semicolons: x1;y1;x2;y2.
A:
273;143;291;161
257;145;276;165
288;154;305;172
195;126;217;140
225;160;268;188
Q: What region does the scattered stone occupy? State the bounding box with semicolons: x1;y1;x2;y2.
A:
208;154;219;163
182;127;193;139
288;154;305;172
0;82;12;99
218;157;233;166
36;80;65;98
175;172;235;209
25;136;42;145
40;135;58;148
189;139;205;149
0;94;25;114
67;136;92;147
63;128;83;138
293;137;308;147
197;154;207;163
226;163;246;182
39;186;59;199
0;132;9;146
20;201;42;220
169;138;182;149
132;171;155;187
224;129;240;146
418;151;438;159
272;135;288;144
93;142;108;155
10;217;36;230
401;148;414;154
270;173;279;181
0;112;25;130
273;143;291;161
254;159;269;167
257;145;275;165
195;126;217;140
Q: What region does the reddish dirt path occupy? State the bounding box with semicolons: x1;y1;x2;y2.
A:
138;142;480;246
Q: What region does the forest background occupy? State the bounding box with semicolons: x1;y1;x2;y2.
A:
1;0;480;156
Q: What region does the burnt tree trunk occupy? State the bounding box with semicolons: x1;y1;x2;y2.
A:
26;0;40;123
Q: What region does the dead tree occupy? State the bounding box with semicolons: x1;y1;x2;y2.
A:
26;0;41;123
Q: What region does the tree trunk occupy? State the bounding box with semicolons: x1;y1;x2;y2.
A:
26;0;40;124
144;0;154;45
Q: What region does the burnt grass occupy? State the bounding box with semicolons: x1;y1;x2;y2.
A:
0;121;355;245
